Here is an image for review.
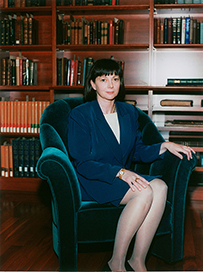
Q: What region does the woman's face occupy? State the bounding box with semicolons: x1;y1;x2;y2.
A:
90;73;120;102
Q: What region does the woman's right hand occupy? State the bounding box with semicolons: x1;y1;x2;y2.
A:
117;169;150;192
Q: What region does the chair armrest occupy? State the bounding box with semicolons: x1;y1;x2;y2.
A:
149;151;197;261
149;151;197;204
37;147;82;270
37;147;82;213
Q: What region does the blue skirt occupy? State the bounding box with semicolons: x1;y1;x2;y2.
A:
80;173;162;207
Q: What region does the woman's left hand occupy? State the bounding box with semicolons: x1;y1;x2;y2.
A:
160;141;195;160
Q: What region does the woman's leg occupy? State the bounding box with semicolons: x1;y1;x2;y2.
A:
108;178;167;271
108;184;153;271
128;178;168;271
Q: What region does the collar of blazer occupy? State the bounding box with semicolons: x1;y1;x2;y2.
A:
91;100;134;165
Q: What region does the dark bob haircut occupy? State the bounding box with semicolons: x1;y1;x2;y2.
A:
84;58;125;102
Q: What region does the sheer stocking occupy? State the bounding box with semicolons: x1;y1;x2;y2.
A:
108;178;167;271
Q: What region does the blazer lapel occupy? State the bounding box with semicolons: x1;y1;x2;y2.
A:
117;103;133;160
92;101;123;163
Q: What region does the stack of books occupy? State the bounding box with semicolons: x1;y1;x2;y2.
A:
57;15;124;45
166;78;203;86
154;17;203;44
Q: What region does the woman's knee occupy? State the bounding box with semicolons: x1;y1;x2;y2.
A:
134;185;153;206
120;185;153;206
151;178;168;197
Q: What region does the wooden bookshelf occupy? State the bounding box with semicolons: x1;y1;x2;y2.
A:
0;0;203;191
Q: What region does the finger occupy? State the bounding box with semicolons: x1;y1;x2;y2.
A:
135;178;148;189
135;176;149;185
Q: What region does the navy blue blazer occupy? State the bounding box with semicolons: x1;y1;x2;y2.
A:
67;100;163;206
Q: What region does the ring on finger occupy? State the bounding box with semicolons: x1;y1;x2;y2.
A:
135;178;138;181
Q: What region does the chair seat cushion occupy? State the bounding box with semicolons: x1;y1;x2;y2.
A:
52;199;172;256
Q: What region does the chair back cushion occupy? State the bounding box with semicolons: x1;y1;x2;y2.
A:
40;97;84;151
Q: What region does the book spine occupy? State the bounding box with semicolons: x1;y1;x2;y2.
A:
10;101;14;132
181;17;186;44
29;138;35;178
24;138;30;177
1;145;5;177
4;101;8;133
4;145;9;177
9;144;13;177
70;59;75;86
12;138;19;177
200;22;203;44
185;17;190;44
34;138;41;177
0;101;4;132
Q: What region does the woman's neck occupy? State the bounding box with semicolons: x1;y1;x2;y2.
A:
97;99;116;114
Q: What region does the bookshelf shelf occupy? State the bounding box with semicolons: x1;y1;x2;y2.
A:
0;6;52;15
154;44;203;48
56;4;150;13
0;45;52;52
157;126;203;132
0;132;39;137
0;86;50;91
155;4;203;9
57;44;149;50
0;177;42;192
193;147;203;152
194;167;203;173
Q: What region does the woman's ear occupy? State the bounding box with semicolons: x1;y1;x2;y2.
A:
90;80;96;90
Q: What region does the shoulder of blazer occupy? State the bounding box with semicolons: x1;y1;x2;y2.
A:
116;101;139;119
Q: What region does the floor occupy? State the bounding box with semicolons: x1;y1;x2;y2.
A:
0;188;203;271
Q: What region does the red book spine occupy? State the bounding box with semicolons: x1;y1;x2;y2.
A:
70;60;75;86
109;20;114;45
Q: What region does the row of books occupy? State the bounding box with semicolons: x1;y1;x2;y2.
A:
3;0;46;7
57;56;94;86
0;99;50;134
56;0;119;5
0;14;38;46
155;0;203;3
57;56;124;86
154;17;203;44
0;55;37;86
1;137;41;178
167;78;203;86
57;15;124;45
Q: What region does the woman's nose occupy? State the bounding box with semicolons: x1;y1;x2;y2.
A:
108;79;114;88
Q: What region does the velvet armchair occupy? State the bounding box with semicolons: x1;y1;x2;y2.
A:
37;97;197;271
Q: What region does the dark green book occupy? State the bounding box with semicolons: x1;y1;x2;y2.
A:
12;138;20;177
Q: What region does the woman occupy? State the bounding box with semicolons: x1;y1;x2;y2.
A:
67;59;195;271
